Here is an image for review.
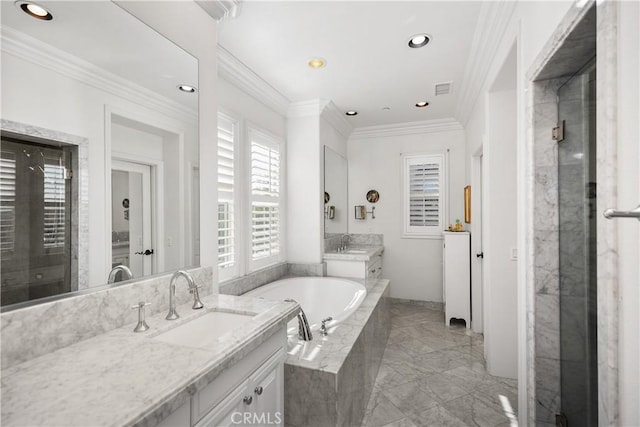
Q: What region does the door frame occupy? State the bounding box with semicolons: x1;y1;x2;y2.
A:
471;145;484;334
109;154;164;277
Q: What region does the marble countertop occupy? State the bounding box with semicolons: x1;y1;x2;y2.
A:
322;245;384;261
1;294;299;427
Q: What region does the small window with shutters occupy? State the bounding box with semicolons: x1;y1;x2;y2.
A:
249;127;282;269
217;113;239;279
402;153;446;237
0;149;16;254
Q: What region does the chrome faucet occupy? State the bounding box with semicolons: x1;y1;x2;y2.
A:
285;299;313;341
108;265;133;283
166;270;204;320
320;316;333;336
339;233;352;252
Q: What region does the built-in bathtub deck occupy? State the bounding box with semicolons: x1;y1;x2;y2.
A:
284;278;390;427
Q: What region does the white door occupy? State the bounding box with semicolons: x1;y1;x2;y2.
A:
471;152;484;333
111;160;152;278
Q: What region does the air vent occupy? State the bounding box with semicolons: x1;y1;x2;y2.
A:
435;82;453;96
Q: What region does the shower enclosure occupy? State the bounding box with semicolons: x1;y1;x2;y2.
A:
556;58;598;426
0;136;74;306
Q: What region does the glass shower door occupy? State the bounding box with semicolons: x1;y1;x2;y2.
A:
557;59;598;426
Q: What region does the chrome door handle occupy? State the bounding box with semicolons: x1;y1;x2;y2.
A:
603;204;640;221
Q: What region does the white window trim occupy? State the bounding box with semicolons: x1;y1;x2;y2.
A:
246;123;285;272
217;111;242;282
401;152;448;239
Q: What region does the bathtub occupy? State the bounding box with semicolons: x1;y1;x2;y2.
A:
244;277;367;333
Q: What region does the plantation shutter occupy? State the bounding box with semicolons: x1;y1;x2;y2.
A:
42;155;66;250
250;132;280;263
0;150;16;253
403;154;445;236
217;114;236;270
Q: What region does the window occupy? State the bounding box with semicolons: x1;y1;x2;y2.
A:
249;128;281;269
217;114;238;279
0;149;16;253
402;153;446;237
216;113;284;280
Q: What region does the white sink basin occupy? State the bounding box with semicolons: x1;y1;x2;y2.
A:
153;311;254;349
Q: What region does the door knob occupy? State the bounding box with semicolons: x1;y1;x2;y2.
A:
476;252;484;258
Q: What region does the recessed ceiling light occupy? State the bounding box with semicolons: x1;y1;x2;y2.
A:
408;33;431;49
307;58;326;69
15;1;53;20
415;101;429;108
382;107;391;111
345;111;358;116
177;84;197;93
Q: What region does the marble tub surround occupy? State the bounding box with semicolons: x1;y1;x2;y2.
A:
1;294;299;427
285;278;390;427
1;266;213;369
219;262;288;296
219;262;328;296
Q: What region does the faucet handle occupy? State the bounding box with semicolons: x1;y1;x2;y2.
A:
130;301;151;332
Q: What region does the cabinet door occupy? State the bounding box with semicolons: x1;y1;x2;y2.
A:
195;379;249;427
250;352;284;427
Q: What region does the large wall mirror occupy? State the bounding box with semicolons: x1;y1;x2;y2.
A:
324;146;348;237
0;2;199;309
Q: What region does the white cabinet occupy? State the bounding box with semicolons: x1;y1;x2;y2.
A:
156;329;286;427
325;251;383;279
443;232;471;328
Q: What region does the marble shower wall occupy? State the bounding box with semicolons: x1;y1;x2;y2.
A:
0;266;214;369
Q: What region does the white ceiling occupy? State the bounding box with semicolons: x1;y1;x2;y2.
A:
1;1;198;111
218;1;482;128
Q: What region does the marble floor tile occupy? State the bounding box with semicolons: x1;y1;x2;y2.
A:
362;387;406;427
362;301;518;427
408;404;469;427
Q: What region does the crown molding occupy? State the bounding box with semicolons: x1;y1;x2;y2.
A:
217;45;290;116
196;0;242;22
287;99;330;118
350;118;463;140
320;101;353;139
454;0;517;126
1;26;197;124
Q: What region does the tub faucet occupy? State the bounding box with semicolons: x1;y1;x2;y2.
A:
108;265;133;283
285;299;312;341
166;270;204;320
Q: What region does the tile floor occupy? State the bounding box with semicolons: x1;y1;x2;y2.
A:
361;300;518;427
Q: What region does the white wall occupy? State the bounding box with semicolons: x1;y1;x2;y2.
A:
348;128;466;302
286;113;322;263
484;87;517;378
616;1;640;424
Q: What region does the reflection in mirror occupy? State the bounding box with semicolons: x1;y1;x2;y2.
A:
0;2;199;309
324;147;348;237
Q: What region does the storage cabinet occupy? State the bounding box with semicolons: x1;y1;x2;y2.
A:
443;231;471;328
156;329;286;427
325;251;383;279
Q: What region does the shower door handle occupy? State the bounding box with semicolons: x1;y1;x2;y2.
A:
603;204;640;221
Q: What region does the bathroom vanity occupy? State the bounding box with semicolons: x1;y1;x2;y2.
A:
1;289;298;426
323;246;384;279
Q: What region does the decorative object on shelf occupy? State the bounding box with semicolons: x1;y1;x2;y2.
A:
325;205;336;220
448;219;464;232
324;191;330;204
355;205;376;220
464;185;471;223
366;189;380;203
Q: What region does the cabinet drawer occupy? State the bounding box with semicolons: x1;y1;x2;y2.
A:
366;257;382;278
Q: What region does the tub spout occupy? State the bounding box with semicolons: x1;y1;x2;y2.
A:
297;309;313;341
